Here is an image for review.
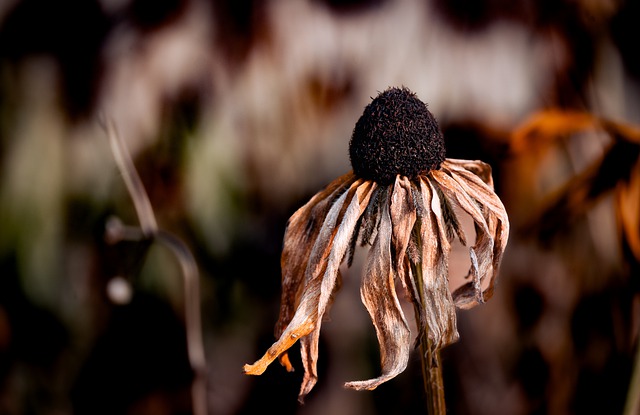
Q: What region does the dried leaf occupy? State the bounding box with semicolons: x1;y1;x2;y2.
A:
523;140;640;243
511;109;599;154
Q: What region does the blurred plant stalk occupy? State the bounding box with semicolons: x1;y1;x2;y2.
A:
103;117;208;415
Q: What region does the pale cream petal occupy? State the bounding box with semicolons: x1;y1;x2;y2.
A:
344;199;411;391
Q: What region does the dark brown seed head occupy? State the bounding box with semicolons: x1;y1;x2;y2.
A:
349;87;446;185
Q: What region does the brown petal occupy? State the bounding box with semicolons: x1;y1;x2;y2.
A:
446;166;509;289
447;166;509;274
344;200;412;391
389;178;423;347
430;169;492;307
244;179;375;393
434;165;509;309
443;158;494;188
358;186;386;247
275;172;356;369
442;160;506;218
298;324;321;402
438;187;467;246
390;176;416;274
416;178;458;349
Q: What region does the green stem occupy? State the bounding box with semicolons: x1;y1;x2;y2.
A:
411;261;447;415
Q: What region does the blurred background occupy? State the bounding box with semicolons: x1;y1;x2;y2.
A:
0;0;639;414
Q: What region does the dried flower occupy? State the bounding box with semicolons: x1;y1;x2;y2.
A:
243;87;510;400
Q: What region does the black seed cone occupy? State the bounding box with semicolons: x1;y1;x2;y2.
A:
349;87;446;185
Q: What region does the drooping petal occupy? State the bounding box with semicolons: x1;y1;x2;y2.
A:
446;164;509;299
359;185;386;247
244;179;375;393
274;172;356;370
387;178;423;345
295;181;375;400
390;176;416;277
437;186;467;246
416;178;459;349
444;158;494;188
454;179;509;306
344;198;412;391
298;320;322;401
435;161;510;309
430;169;493;309
443;160;506;218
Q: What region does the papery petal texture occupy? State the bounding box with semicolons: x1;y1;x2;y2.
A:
244;177;375;399
345;198;411;391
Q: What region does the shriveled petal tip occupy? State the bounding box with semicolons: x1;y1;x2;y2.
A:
278;353;295;372
434;161;510;310
243;321;313;376
345;200;411;391
244;178;376;398
275;172;357;338
344;373;400;391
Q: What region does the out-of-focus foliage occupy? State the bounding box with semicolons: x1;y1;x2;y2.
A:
0;0;639;414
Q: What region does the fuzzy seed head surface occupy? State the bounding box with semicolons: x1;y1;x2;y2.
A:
349;87;446;185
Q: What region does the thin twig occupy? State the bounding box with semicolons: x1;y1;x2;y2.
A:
104;117;158;235
103;118;208;415
157;230;208;415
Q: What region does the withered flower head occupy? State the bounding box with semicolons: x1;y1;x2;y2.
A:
243;87;510;401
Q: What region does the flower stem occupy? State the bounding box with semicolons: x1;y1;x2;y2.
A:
411;261;447;415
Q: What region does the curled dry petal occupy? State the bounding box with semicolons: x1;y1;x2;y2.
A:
432;161;510;309
390;177;417;291
275;172;356;370
448;165;509;302
417;178;458;349
245;157;510;399
244;179;375;400
430;169;491;307
444;158;494;188
344;199;412;391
